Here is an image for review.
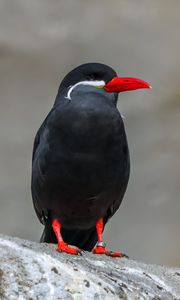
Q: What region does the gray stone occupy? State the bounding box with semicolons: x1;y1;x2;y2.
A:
0;235;179;299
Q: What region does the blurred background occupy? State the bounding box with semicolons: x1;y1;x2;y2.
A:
0;0;180;267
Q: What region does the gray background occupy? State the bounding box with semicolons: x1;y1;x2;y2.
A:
0;0;179;267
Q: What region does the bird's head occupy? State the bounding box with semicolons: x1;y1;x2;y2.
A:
58;62;151;100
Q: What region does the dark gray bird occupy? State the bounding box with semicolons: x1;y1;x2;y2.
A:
31;63;150;256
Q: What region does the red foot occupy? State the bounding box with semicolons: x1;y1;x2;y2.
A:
57;241;82;255
92;246;127;258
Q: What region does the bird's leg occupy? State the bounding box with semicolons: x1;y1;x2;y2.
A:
92;218;127;257
52;219;82;255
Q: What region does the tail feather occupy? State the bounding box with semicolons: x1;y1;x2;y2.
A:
40;225;97;251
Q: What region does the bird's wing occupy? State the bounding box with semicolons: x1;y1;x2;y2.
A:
105;184;129;223
32;112;49;162
31;109;54;222
32;124;43;162
31;121;46;222
32;105;57;161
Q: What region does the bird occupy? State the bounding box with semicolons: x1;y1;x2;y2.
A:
31;62;151;256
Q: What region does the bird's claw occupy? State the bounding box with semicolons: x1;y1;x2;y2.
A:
105;251;128;258
56;241;82;255
92;245;128;258
121;253;129;259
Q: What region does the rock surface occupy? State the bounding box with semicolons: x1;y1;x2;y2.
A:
0;235;179;299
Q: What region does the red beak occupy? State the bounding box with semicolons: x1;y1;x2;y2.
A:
104;77;151;93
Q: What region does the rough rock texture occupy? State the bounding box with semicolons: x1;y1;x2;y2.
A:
0;235;179;300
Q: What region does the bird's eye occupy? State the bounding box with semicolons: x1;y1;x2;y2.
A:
86;74;95;80
86;72;100;80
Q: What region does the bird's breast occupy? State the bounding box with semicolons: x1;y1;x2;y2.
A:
52;95;123;152
43;97;129;192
